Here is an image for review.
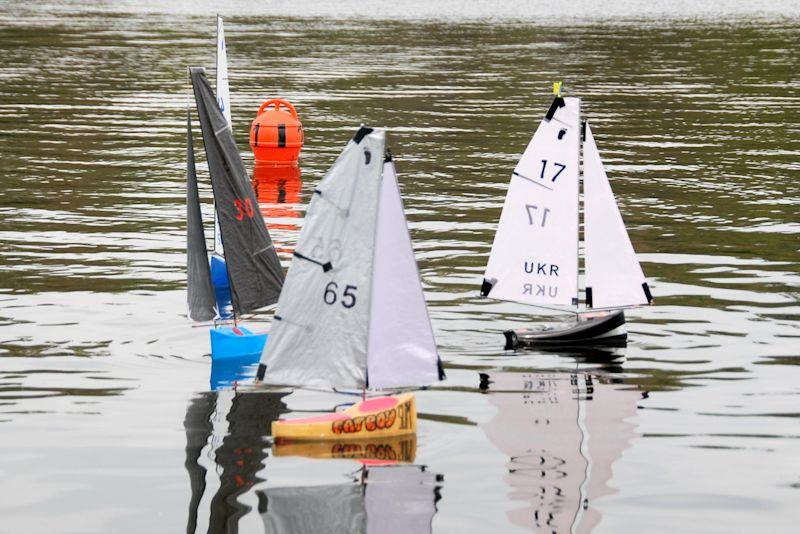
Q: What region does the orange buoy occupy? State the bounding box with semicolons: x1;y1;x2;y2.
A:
249;99;303;165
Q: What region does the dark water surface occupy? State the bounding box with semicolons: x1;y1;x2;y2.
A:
1;1;799;532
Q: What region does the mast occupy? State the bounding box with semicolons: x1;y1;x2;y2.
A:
571;83;581;315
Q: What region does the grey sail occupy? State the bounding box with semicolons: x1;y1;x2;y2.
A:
259;127;386;389
186;108;217;322
190;67;284;315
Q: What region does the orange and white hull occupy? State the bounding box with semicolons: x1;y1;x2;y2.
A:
272;393;417;441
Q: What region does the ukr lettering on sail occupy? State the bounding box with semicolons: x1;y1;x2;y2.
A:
523;261;559;276
522;284;559;298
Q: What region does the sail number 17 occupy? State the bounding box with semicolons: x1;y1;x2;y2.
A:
540;160;566;182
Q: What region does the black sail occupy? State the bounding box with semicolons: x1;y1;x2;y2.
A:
186;108;217;322
189;67;285;315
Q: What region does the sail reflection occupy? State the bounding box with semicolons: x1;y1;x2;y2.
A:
257;463;442;534
262;433;440;533
480;363;641;533
184;389;289;534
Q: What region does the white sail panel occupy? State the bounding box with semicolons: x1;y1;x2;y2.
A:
215;16;232;127
583;123;651;309
483;97;581;307
367;160;441;389
260;128;385;389
213;16;231;256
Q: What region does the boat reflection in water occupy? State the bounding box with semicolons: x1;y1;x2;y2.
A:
260;435;442;534
480;349;641;533
184;383;289;534
187;361;441;533
252;162;303;255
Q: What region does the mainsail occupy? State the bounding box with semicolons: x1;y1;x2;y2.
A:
213;15;230;256
583;123;652;309
186;109;217;322
482;97;581;308
190;67;284;315
259;127;442;390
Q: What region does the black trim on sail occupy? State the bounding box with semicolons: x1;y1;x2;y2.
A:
642;282;653;303
384;148;393;162
436;357;446;381
581;120;587;142
544;97;565;122
480;278;495;297
585;286;594;308
353;126;374;144
256;363;266;381
293;251;333;272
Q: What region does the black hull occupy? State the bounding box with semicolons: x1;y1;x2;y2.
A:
504;311;627;350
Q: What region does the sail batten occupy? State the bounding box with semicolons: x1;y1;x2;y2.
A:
583;122;651;309
190;67;284;316
483;97;581;309
186;109;217;322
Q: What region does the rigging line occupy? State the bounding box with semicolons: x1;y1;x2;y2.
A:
503;299;580;316
582;303;648;313
512;171;554;191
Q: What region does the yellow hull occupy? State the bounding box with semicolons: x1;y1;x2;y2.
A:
272;392;417;442
273;434;417;464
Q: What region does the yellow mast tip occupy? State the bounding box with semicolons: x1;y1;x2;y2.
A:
553;81;563;97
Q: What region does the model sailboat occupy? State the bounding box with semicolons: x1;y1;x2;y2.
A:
482;84;653;349
186;67;285;360
257;126;444;441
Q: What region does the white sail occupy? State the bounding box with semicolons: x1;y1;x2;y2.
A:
483;97;581;308
215;16;232;127
583;123;651;309
260;129;385;389
213;15;231;256
366;159;441;389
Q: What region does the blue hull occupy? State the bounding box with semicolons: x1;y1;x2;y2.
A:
210;325;267;362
